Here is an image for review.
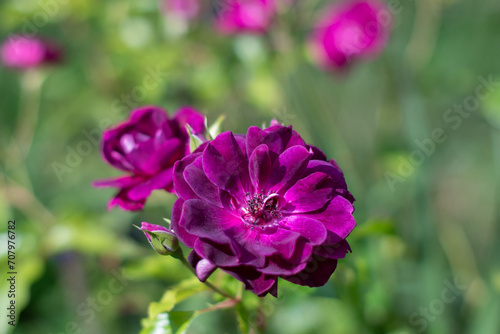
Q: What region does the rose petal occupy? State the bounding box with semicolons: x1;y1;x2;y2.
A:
267;145;312;194
127;168;174;200
281;254;338;287
173;153;202;200
302;196;356;239
188;251;217;282
171;199;198;247
248;144;271;191
174;107;206;135
280;215;327;245
180;199;240;244
183;156;222;207
314;240;351;259
203;131;250;200
283;172;335;213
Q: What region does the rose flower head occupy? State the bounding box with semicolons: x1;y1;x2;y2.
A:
94;106;206;211
308;0;390;71
171;123;356;297
1;35;62;70
215;0;276;34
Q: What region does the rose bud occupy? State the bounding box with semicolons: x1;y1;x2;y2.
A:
138;222;179;255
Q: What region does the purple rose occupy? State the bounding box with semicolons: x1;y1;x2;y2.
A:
1;35;62;70
171;124;356;297
215;0;275;34
94;106;206;211
308;0;390;71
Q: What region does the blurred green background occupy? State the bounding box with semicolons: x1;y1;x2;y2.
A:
1;0;500;333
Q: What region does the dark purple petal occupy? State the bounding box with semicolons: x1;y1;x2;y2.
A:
261;255;308;276
224;266;278;297
314;240;351;259
92;175;143;188
171;199;198;247
108;188;146;211
304;159;355;203
180;199;240;244
280;216;327;245
127;168;174;201
283;172;335;213
188;251;217;282
281;254;338;287
248;144;271;190
173;153;202;200
203;131;250;200
194;239;240;267
183;156;222;207
267;145;313;193
139;138;183;174
174;107;206;135
303;196;356;239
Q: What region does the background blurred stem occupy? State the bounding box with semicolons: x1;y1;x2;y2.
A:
14;69;46;157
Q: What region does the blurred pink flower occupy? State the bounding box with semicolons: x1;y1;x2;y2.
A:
1;35;62;70
215;0;276;34
162;0;200;20
309;0;391;71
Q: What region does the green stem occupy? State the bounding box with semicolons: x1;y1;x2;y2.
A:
15;69;46;157
171;248;238;301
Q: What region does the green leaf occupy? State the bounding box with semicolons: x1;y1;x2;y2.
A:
140;278;207;333
208;114;225;140
235;303;250;334
140;310;198;334
186;124;205;152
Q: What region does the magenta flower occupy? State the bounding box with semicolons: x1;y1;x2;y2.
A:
1;35;62;70
171;124;356;297
309;0;390;71
215;0;275;34
94;106;206;211
162;0;200;21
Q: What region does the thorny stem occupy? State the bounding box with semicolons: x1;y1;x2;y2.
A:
171;248;239;301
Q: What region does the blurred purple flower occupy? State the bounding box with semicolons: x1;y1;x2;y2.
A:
215;0;276;34
94;106;206;211
1;35;62;70
309;0;390;71
171;124;356;297
162;0;200;21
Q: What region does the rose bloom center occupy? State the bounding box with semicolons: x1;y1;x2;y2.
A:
241;192;282;228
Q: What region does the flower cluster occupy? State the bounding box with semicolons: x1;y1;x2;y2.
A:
96;110;356;296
